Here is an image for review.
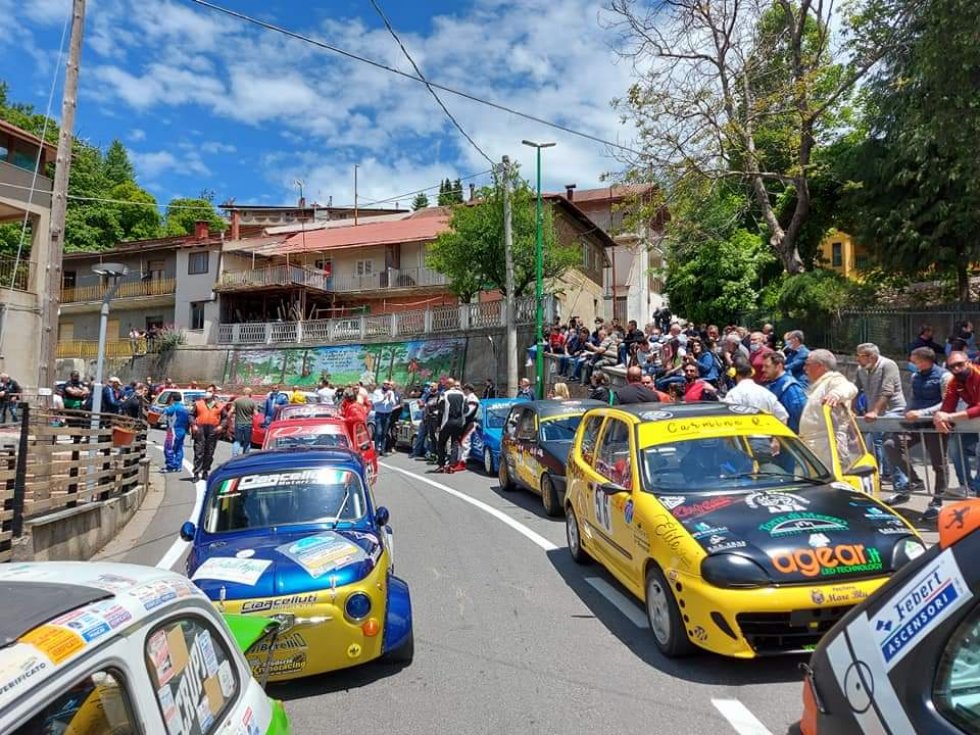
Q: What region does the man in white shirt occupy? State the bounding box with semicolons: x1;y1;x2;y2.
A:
316;379;336;405
723;359;789;424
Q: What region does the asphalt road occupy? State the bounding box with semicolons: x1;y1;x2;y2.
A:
110;430;807;735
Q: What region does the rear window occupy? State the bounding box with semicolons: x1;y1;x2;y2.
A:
271;432;351;449
204;468;366;532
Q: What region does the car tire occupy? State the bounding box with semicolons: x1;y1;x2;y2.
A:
541;474;561;517
566;506;590;564
498;457;515;491
645;566;694;658
484;447;494;476
384;628;414;665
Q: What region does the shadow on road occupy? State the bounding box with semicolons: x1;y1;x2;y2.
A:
545;548;806;688
269;660;410;701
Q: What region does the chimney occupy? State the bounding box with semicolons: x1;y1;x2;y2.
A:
565;184;577;201
230;209;240;241
469;183;476;202
194;220;209;241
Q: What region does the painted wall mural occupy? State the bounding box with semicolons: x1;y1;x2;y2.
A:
224;338;467;388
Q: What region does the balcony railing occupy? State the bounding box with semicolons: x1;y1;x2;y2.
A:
56;337;166;359
0;255;31;292
330;266;449;293
217;265;328;292
216;295;549;345
0;160;53;210
60;277;176;304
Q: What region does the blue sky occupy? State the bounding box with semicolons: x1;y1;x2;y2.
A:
2;0;638;210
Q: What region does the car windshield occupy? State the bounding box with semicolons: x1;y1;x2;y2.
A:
486;405;513;429
540;415;583;442
204;468;366;532
271;432;351;450
640;434;832;492
278;404;339;421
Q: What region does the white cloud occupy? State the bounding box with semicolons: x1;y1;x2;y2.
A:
200;141;236;155
22;0;70;25
131;149;210;179
129;128;146;141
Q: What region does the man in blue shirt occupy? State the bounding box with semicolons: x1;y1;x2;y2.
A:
783;330;810;388
162;393;191;472
762;351;807;434
262;384;288;427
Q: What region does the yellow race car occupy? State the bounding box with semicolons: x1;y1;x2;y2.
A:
563;403;924;658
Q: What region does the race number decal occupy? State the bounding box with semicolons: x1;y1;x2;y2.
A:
594;485;612;533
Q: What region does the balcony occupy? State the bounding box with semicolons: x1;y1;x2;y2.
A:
56;337;166;360
0;160;53;213
331;266;448;293
217;264;330;293
0;255;31;292
216;264;448;295
60;276;177;304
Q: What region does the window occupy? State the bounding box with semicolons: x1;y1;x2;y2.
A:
145;616;239;735
355;259;374;276
13;669;138;735
517;408;537;440
148;259;166;280
596;419;632;488
190;301;206;331
579;415;604;466
62;270;76;289
831;242;843;267
188;251;209;275
934;601;980;732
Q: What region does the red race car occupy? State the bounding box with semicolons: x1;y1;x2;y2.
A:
251;403;341;447
261;416;378;486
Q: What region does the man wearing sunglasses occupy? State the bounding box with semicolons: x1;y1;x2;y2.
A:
934;351;980;496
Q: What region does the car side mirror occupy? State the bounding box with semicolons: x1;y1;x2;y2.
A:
375;506;390;527
180;521;196;541
599;481;627;495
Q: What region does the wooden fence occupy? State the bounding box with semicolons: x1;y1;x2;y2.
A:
0;405;148;563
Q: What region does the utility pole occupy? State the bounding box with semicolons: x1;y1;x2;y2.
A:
501;156;518;397
353;164;359;225
39;0;87;392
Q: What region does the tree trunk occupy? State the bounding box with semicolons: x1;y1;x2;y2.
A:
957;261;970;303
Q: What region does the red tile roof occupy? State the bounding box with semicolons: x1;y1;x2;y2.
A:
554;183;657;205
280;215;450;254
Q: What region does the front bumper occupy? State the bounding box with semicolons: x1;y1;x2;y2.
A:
671;570;890;658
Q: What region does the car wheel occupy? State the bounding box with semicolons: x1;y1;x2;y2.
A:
541;474;561;517
566;506;589;564
645;566;694;657
498;457;515;491
483;447;494;476
383;628;414;665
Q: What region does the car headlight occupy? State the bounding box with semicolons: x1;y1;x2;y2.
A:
345;591;372;621
892;537;926;570
700;554;771;589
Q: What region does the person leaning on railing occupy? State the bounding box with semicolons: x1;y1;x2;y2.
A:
933;350;980;497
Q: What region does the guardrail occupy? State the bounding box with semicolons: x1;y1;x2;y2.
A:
216;295;550;345
61;276;176;303
0;404;148;562
56;337;167;359
0;254;30;291
217;265;328;292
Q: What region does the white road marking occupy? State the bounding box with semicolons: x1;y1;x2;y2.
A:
150;443;206;570
711;699;775;735
380;462;558;551
585;577;649;628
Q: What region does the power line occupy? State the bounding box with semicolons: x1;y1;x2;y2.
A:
367;0;493;165
186;0;641;156
347;169;493;208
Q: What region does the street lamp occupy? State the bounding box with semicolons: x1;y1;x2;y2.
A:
90;263;128;417
521;139;555;400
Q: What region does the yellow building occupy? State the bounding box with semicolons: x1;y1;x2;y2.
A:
816;230;870;280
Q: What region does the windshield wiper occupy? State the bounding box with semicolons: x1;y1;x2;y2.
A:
720;471;827;486
329;486;352;529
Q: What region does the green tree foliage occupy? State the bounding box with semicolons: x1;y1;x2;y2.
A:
841;0;980;301
163;198;227;237
437;177;464;206
104;140;135;187
411;192;429;211
427;171;580;302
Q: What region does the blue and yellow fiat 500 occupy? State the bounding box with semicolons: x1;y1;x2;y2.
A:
182;448;413;680
564;403;923;658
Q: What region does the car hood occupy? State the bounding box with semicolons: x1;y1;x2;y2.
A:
666;484;913;583
190;527;382;600
539;440;572;468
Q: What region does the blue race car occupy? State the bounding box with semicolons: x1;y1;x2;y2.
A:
469;398;526;475
180;448;413;680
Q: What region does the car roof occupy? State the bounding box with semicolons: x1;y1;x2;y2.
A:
267;418;347;434
524;399;606;418
214;447;365;475
0;562;207;705
600;401;766;420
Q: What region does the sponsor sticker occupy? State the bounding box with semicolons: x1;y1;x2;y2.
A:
770;544;884;578
277;532;367;579
759;512;849;537
236;549;256;559
240;594;318;614
658;495;686;510
706;539;747;553
869;549;970;670
745;491;809;514
191;557;272;586
624;500;634;525
691;521;728;539
672;496;734;519
639;410;674;421
20;625;85;664
0;648;49;702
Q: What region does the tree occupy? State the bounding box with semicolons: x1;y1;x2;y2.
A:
427;170;580;302
104;140;134;187
609;0;915;274
411;192;429;211
841;0;980;301
163;198;227;237
110;182;161;241
437;177;464;206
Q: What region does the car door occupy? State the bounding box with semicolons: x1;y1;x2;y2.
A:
574;413;614;563
500;406;522;480
589;417;638;584
514;407;540;489
351;421;378;484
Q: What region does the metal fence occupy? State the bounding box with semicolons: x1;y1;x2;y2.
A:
0;405;148;563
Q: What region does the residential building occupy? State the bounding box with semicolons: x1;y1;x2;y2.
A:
817;229;870;280
222;199;407;239
0;119;55;389
559;184;666;324
57;222;225;359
